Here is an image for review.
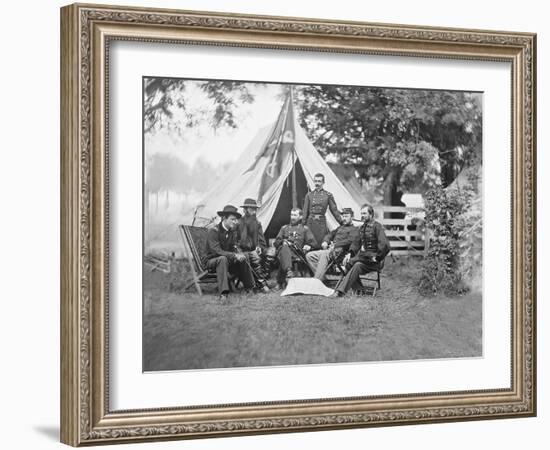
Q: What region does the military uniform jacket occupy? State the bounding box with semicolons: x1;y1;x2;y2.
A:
322;223;359;251
203;223;239;264
350;220;390;261
303;188;341;223
274;223;317;250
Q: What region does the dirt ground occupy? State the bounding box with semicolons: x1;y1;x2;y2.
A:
143;257;482;371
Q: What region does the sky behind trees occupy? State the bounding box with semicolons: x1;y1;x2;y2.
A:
145;82;282;166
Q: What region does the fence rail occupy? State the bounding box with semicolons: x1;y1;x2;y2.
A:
374;206;426;256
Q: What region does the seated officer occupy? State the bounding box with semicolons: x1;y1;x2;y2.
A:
273;208;317;285
203;205;255;300
331;204;390;297
306;207;358;281
238;198;270;293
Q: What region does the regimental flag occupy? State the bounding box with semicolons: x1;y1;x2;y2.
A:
244;93;296;201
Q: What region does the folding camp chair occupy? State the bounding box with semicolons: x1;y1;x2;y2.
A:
179;225;218;295
360;258;384;290
179;224;241;295
324;256;384;296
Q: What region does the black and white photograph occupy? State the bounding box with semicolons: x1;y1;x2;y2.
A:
1;0;544;446
142;78;483;372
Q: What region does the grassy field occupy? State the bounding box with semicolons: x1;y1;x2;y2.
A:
143;258;482;371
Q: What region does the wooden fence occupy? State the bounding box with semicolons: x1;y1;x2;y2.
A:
374;206;426;256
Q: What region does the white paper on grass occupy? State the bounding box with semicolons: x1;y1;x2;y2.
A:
109;40;511;410
281;278;335;297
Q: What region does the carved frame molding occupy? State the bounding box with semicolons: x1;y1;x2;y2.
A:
61;3;536;446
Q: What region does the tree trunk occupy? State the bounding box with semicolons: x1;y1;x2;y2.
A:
382;168;399;206
440;157;457;188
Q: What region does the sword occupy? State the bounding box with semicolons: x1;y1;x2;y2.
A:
287;241;315;275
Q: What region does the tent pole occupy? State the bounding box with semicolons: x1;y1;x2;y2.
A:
292;149;297;208
290;87;297;208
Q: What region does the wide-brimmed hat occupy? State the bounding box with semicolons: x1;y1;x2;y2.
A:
340;207;354;216
241;198;259;209
217;204;242;218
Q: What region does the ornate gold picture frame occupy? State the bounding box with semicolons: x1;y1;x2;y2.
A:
60;3;536;446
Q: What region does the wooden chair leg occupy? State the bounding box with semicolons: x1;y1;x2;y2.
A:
179;226;203;296
183;278;198;292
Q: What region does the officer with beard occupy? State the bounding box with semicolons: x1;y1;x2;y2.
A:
273;207;317;286
238;198;270;293
331;204;390;296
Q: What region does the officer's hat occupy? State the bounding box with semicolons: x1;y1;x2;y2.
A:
241;198;259;209
340;207;354;216
217;204;242;218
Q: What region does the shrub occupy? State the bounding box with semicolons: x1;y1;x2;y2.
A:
457;195;482;292
419;182;481;296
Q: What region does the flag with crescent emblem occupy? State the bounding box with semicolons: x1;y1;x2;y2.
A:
243;93;295;201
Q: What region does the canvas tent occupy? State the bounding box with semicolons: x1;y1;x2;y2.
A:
196;95;363;238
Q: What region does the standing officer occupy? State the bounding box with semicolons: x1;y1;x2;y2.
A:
303;173;342;247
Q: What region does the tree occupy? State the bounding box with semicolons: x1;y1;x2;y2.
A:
188;158;216;193
296;85;482;204
146;154;190;210
144;78;257;135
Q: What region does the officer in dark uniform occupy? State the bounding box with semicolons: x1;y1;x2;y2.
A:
303;173;342;247
305;207;358;280
203;205;255;300
273;208;317;285
332;204;390;296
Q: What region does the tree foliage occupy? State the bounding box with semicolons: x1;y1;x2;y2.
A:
295;85;482;203
144;78;256;135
